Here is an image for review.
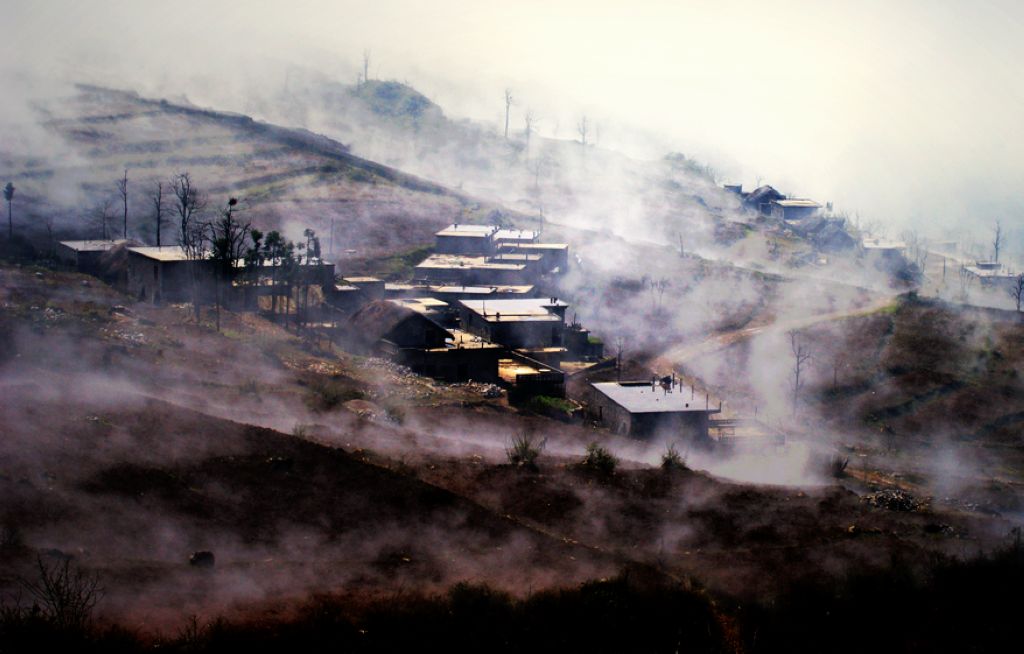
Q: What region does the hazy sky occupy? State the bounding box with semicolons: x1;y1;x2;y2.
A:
3;0;1023;239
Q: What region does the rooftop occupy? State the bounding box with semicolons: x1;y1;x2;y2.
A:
494;228;539;242
415;254;526;271
489;253;545;262
460;298;568;323
391;297;449;315
862;237;906;250
773;199;822;209
59;239;130;252
344;276;384;283
128;246;197;262
592;381;722;414
431;284;535;295
436;224;498;238
501;242;569;250
438;328;503;351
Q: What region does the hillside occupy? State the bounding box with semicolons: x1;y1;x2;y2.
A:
3;85;518;259
239;74;743;249
1;263;1016;639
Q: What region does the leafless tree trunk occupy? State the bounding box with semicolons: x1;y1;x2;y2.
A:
91;199;114;240
577;115;588;146
210;197;250;332
4;182;14;240
152;181;166;247
362;49;370;85
503;89;513;139
993;220;1003;262
1009;273;1024;312
116;169;128;239
789;330;812;416
900;229;928;270
172;172;207;321
958;264;974;302
614;336;626;381
523;110;536;153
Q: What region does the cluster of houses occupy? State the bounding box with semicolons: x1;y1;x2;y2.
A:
330;224;600;400
56;223;732;444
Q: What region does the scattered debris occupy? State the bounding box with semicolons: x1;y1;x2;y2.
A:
863;489;924;512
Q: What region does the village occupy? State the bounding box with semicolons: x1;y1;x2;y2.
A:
54;213;755;448
52;178;1019;453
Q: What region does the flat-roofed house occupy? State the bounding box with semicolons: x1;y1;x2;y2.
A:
349;300;451;351
770;198;822;222
963;260;1021;292
414;253;533;285
349;300;501;383
589;380;722;443
56;239;131;275
493;228;539;247
457;297;569;349
498;242;570;274
125;246;216;303
434;224;499;255
861;236;907;272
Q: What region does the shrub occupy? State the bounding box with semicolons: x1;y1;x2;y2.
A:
580;442;616;475
306;377;364;411
660;443;687;471
17;556;103;631
506;433;543;469
525;395;575;421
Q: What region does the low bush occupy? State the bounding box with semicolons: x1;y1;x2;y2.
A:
580;442;616;475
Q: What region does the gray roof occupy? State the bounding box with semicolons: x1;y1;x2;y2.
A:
592;381;720;414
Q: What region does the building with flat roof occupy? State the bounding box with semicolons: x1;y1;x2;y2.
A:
56;239;132;275
493;228;539;245
125;246;216;303
434;223;500;255
963;261;1021;291
589;380;722;442
414;253;533;286
498;242;569;274
771;198;822;222
458;297;569;349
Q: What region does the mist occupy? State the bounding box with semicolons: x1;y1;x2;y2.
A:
3;0;1023;248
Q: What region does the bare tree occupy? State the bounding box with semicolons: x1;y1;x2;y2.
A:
993;220;1003;262
614;335;627;381
958;264;975;301
171;172;204;249
1009;273;1024;312
90;199;115;240
172;172;208;321
209;197;251;331
151;180;167;247
788;330;812;416
523;110;536;153
116;168;128;239
362;49;371;85
901;229;929;271
503;89;513;139
19;556;103;631
577;115;588;146
3;182;13;240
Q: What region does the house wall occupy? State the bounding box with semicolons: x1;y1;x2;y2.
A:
459;308;565;349
773;205;819;221
384;316;450;349
126;255;215;303
435;234;495;255
397;346;501;384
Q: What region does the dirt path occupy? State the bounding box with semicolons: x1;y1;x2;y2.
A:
649;294;898;373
